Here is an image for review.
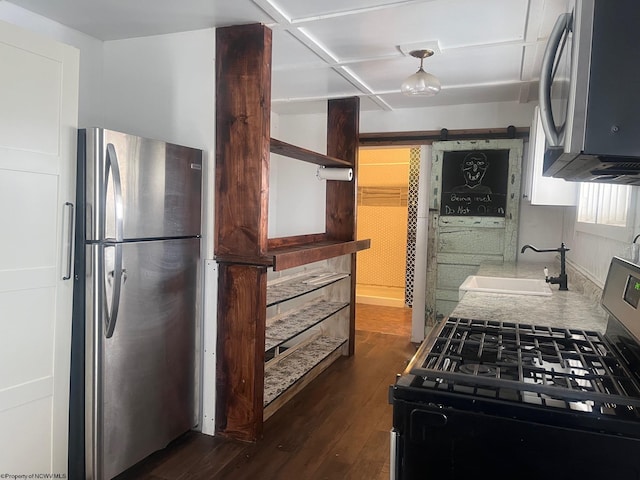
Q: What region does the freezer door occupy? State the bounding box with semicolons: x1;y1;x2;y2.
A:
83;128;202;241
86;238;200;479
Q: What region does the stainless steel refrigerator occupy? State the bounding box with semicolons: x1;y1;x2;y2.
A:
70;128;202;479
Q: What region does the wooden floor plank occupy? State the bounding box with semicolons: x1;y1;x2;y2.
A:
114;304;416;480
344;430;389;480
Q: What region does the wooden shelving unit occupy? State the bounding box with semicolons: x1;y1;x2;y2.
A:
214;22;368;442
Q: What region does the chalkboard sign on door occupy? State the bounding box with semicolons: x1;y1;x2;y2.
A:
440;149;509;217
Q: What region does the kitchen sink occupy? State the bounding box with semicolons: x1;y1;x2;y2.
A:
459;275;552;299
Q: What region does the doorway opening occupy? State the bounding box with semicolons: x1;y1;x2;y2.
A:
355;146;421;336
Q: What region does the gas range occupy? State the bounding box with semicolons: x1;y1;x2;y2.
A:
390;257;640;480
408;317;640;415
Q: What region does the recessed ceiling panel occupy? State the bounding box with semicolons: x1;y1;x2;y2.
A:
272;29;326;70
419;44;523;86
272;65;361;100
347;43;523;93
297;0;528;61
270;0;410;21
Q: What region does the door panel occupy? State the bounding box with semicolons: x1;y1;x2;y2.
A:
0;20;78;476
0;397;52;471
0;287;55;390
0;36;61;153
438;226;505;255
0;168;58;270
436;263;479;318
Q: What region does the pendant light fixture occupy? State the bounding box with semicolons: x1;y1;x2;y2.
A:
401;49;441;96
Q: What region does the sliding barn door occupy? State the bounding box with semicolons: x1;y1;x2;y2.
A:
426;140;523;321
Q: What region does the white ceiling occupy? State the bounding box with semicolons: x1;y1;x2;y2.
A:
7;0;569;115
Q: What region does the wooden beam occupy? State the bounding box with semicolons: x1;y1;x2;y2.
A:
359;127;530;147
326;97;361;357
326;97;360;242
215;23;272;258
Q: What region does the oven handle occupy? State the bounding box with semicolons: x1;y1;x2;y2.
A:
390;429;399;480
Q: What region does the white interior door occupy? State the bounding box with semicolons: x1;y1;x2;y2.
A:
0;20;79;475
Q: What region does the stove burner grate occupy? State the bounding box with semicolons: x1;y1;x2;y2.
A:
412;317;640;412
458;363;497;376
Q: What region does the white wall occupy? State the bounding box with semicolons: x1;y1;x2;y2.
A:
517;201;566;265
271;112;327;237
102;30;214;149
561;201;639;286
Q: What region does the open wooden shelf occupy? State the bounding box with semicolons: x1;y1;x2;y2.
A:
268;239;370;271
263;334;347;410
267;271;350;306
265;298;349;351
270;138;351;167
215;238;371;271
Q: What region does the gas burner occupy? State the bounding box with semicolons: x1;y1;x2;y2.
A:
548;376;581;389
526;342;567;356
459;363;497;376
499;351;522;364
468;333;499;344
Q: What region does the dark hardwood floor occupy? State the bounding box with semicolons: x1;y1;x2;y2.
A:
115;304;416;480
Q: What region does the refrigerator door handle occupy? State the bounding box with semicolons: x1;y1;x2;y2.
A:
105;143;124;242
103;243;123;338
62;201;74;280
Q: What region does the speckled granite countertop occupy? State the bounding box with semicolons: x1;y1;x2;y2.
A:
451;262;609;333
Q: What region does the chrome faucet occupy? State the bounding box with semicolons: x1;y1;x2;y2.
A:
520;242;570;291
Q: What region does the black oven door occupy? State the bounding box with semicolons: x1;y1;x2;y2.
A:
393;399;640;480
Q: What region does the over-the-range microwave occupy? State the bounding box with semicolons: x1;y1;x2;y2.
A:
539;0;640;185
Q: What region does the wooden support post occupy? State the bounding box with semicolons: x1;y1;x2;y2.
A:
215;263;267;441
326;97;360;356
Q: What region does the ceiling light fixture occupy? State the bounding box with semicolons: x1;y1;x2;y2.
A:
401;49;441;96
